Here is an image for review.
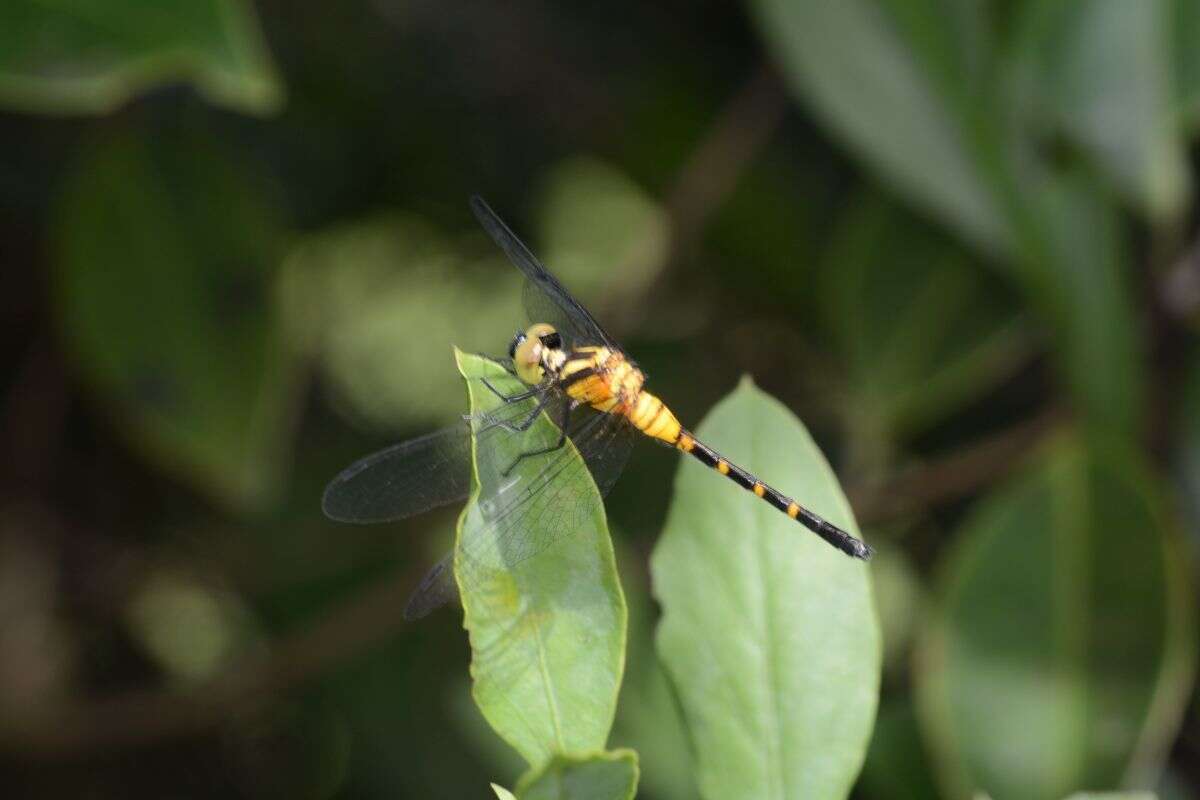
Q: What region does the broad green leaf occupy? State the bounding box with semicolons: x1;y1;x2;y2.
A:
282;213;522;429
915;436;1195;800
1008;0;1188;220
0;0;282;116
455;351;627;767
746;0;1012;254
54;132;293;510
820;192;1030;442
513;750;639;800
651;378;880;800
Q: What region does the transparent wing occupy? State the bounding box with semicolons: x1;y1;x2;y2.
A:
322;381;550;524
322;426;472;524
404;401;636;619
470;195;622;353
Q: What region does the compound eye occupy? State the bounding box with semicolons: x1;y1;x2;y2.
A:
507;332;525;359
540;331;562;350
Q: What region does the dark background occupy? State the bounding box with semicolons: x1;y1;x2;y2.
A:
2;1;1198;798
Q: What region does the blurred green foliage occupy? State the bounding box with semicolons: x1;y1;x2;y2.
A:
0;0;281;115
1;0;1199;799
916;437;1193;800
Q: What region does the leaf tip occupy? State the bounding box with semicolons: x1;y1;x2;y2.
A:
490;782;517;800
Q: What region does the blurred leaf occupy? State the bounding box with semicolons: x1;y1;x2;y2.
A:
124;570;257;683
282;212;522;429
915;436;1196;800
289;159;666;431
493;785;519;800
869;542;923;671
1179;348;1200;543
1009;0;1188;220
1025;174;1142;439
536;157;668;290
859;699;942;800
513;750;639;800
535;157;669;327
820;193;1030;441
0;0;282;116
455;351;627;767
1173;0;1200;127
54;131;294;510
610;547;695;800
651;378;880;800
747;0;1012;254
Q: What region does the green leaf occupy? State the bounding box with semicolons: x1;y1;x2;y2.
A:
915;436;1196;800
54;131;294;510
454;351;627;768
651;378;881;800
820;192;1030;442
0;0;282;116
493;784;519;800
1008;0;1188;220
746;0;1012;254
513;750;639;800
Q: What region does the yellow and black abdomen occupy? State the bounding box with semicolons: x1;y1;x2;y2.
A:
558;348;871;559
673;428;873;560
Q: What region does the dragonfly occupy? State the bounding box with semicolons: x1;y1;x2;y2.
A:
322;196;872;619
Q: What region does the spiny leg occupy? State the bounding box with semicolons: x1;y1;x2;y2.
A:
475;390;551;435
480;376;541;404
501;400;579;476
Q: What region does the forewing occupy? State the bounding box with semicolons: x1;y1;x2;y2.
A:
322;389;546;524
322;426;471;524
470;195;621;352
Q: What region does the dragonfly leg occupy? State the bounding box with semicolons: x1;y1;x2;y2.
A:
501;400;578;476
476;391;551;435
480;377;540;404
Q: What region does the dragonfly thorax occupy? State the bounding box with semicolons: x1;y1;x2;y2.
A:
511;322;567;384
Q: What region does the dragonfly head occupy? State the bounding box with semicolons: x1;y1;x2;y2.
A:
510;323;564;384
